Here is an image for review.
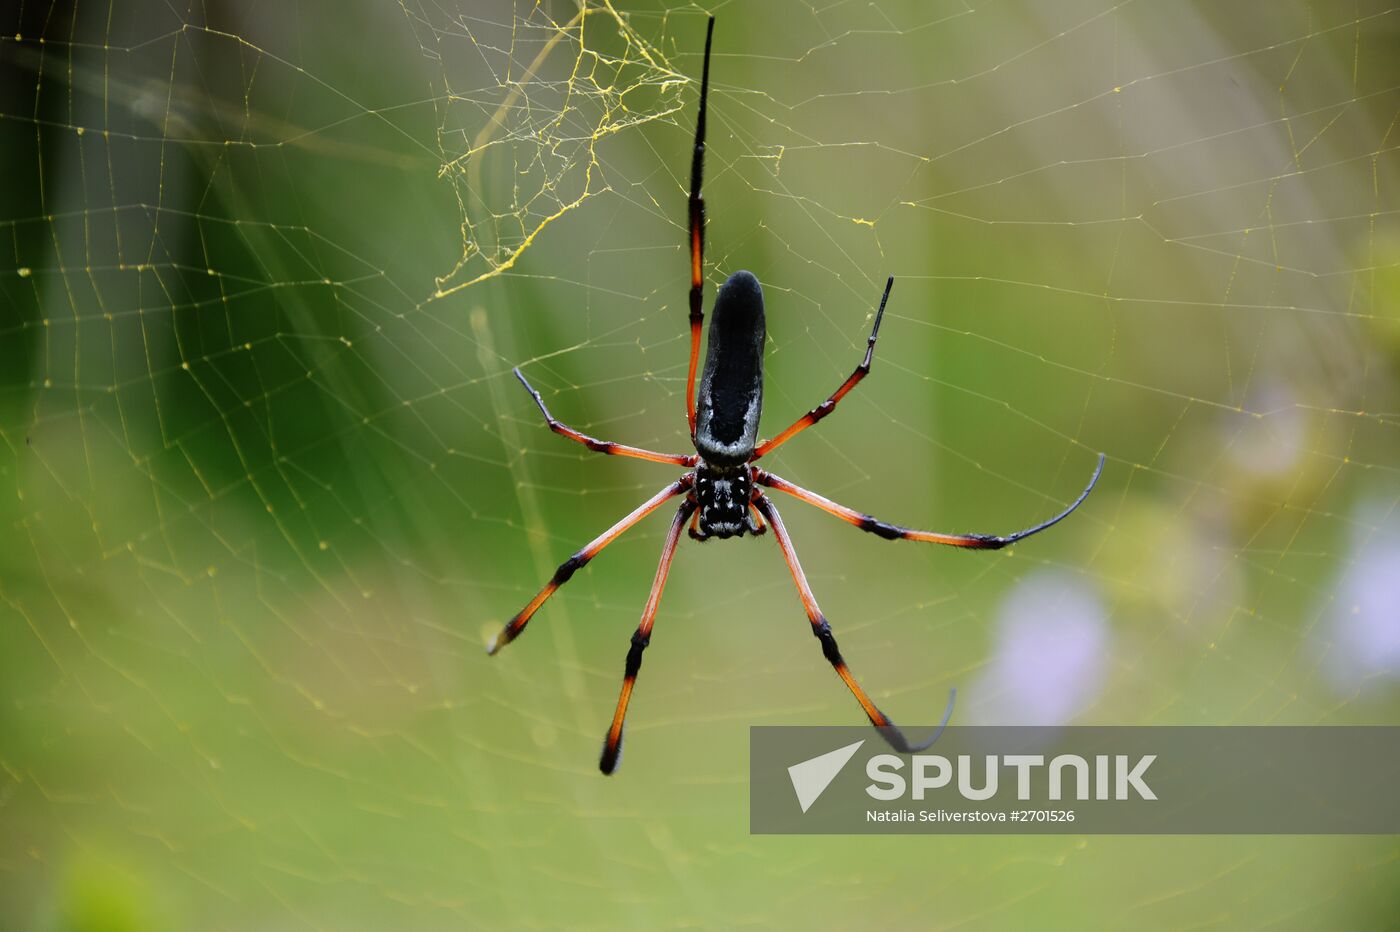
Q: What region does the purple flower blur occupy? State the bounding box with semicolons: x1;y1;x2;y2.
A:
1323;499;1400;693
973;570;1109;725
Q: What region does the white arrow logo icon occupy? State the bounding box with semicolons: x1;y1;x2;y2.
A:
787;740;865;813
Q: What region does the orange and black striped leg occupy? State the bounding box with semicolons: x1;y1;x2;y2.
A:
515;368;697;467
750;276;894;461
754;453;1104;550
685;16;715;439
754;494;955;753
487;477;693;655
601;498;697;774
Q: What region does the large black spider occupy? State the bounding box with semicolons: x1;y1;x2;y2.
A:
488;16;1104;774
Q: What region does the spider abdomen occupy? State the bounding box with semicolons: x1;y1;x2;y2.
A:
695;270;765;466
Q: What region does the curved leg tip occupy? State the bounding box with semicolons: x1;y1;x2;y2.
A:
1074;452;1107;504
877;686;957;754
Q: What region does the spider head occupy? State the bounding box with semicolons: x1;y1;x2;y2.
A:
694;464;759;540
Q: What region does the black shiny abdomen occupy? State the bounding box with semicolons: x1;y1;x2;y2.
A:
695;270;765;466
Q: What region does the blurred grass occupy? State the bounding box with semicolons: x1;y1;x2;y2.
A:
2;0;1400;928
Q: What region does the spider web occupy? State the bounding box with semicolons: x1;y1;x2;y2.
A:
3;0;1399;927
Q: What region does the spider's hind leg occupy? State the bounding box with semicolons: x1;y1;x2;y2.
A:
488;477;692;654
600;499;697;774
754;492;951;754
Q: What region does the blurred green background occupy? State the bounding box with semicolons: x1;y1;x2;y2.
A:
3;0;1399;928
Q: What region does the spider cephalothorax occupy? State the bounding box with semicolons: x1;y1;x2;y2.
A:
692;463;761;540
488;15;1105;775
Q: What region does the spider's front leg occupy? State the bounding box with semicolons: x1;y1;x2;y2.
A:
685;17;716;439
750;276;894;461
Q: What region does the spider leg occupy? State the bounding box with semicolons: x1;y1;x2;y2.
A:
750;276;893;461
754;494;954;753
515;368;696;467
487;476;693;655
755;453;1104;549
747;501;767;536
687;504;709;542
600;498;697;774
685;16;716;440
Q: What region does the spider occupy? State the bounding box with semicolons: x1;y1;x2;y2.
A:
488;16;1105;775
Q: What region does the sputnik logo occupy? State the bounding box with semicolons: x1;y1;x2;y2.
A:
787;740;865;813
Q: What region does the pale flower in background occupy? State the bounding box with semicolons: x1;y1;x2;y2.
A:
1322;497;1400;694
971;570;1109;726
